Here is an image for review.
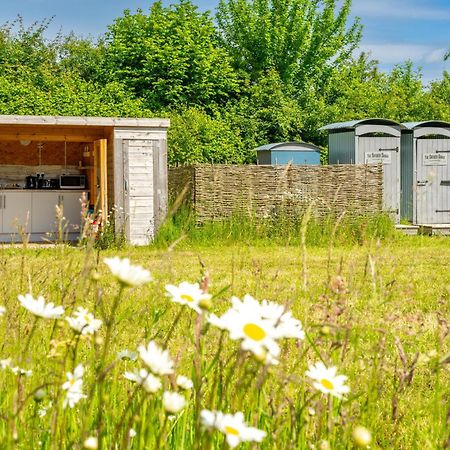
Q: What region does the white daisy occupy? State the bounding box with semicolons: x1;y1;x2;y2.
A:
11;366;32;377
124;368;162;393
260;300;305;340
138;341;174;376
305;361;350;399
162;391;186;414
208;297;280;361
66;307;102;335
200;409;266;448
176;375;193;390
165;281;212;314
104;257;152;287
0;358;11;369
0;305;6;316
129;428;137;438
62;364;86;408
83;436;98;449
18;293;64;319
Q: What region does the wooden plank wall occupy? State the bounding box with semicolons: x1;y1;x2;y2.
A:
113;128;168;245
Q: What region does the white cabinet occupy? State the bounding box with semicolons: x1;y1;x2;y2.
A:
1;192;32;234
31;192;60;233
0;190;83;241
31;191;83;234
58;193;83;233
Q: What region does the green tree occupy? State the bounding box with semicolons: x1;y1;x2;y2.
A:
216;0;362;86
105;0;240;111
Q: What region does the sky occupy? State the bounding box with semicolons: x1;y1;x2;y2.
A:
0;0;449;84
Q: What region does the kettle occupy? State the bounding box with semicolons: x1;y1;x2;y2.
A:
25;175;37;189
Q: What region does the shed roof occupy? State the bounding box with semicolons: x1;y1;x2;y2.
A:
319;118;401;131
402;120;450;130
0;115;170;128
254;141;320;152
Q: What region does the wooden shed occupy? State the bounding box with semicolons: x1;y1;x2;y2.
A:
0;115;170;245
255;142;321;165
319;118;402;223
401;120;450;224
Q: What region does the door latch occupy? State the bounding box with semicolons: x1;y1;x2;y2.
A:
417;180;428;186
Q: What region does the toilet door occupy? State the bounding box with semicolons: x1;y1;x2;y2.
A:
415;138;450;224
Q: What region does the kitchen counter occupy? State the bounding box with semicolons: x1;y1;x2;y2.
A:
0;189;89;192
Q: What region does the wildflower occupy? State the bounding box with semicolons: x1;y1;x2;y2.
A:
117;349;138;361
66;307;102;335
62;364;86;408
163;391;186;414
319;440;331;450
260;299;305;340
208;296;280;361
165;281;212;314
0;358;11;369
200;410;266;449
352;426;372;448
305;361;350;399
83;436;98;449
129;428;137;438
11;366;32;377
104;257;151;287
123;369;162;393
176;375;193;390
0;305;5;316
18;293;64;319
138;341;174;376
38;401;52;418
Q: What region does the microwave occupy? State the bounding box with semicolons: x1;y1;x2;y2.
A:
60;175;87;189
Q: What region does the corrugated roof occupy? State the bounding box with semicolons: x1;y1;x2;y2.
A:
402;120;450;130
0;115;170;128
319;118;401;131
254;141;320;151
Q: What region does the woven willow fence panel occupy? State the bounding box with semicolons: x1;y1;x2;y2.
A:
168;164;383;223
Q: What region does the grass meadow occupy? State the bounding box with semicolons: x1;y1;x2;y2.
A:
0;227;449;449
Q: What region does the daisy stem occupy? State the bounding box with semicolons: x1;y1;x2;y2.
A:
156;414;169;449
163;308;184;347
23;316;39;357
95;285;124;449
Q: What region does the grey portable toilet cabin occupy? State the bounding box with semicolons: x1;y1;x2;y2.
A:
255;142;321;165
319;119;402;223
401;121;450;224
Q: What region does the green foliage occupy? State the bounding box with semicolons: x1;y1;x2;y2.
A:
216;0;362;86
105;0;240;110
168;107;247;164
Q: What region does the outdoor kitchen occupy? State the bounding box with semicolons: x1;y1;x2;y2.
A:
0;115;169;245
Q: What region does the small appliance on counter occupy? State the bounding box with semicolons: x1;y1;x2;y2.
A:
59;174;86;189
25;174;60;189
25;175;38;189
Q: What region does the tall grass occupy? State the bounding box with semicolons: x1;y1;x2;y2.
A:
153;205;397;248
0;222;448;449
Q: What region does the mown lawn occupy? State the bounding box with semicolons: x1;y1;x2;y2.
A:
0;236;449;449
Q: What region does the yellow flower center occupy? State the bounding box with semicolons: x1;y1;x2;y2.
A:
243;323;266;341
181;294;194;303
224;426;240;436
320;379;334;390
70;379;75;386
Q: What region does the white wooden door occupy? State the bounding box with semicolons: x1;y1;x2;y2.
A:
123;140;155;245
415;139;450;224
358;136;400;221
2;192;32;234
31;192;60;233
59;192;83;232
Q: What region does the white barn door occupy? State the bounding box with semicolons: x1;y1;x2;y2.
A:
415;139;450;224
123;140;155;245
